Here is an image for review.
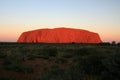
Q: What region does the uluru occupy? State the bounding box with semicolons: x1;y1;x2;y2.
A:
17;27;102;43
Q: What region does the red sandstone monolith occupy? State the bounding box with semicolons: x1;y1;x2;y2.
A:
17;27;102;43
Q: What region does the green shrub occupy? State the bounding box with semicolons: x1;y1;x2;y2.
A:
4;63;33;73
101;52;120;80
55;57;67;64
0;76;17;80
35;67;67;80
42;48;58;57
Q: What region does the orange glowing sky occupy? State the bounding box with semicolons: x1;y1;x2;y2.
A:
0;0;120;42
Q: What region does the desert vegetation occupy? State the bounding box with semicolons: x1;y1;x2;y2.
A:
0;42;120;80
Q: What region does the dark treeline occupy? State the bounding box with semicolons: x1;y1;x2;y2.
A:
0;42;120;46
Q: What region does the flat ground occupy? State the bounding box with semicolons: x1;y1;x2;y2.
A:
0;43;120;80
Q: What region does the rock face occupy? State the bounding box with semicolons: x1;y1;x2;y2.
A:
17;28;102;43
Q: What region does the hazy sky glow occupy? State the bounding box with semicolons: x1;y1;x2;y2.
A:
0;0;120;42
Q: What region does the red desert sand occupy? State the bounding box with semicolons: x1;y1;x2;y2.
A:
17;27;102;43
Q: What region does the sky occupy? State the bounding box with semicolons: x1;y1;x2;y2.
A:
0;0;120;42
